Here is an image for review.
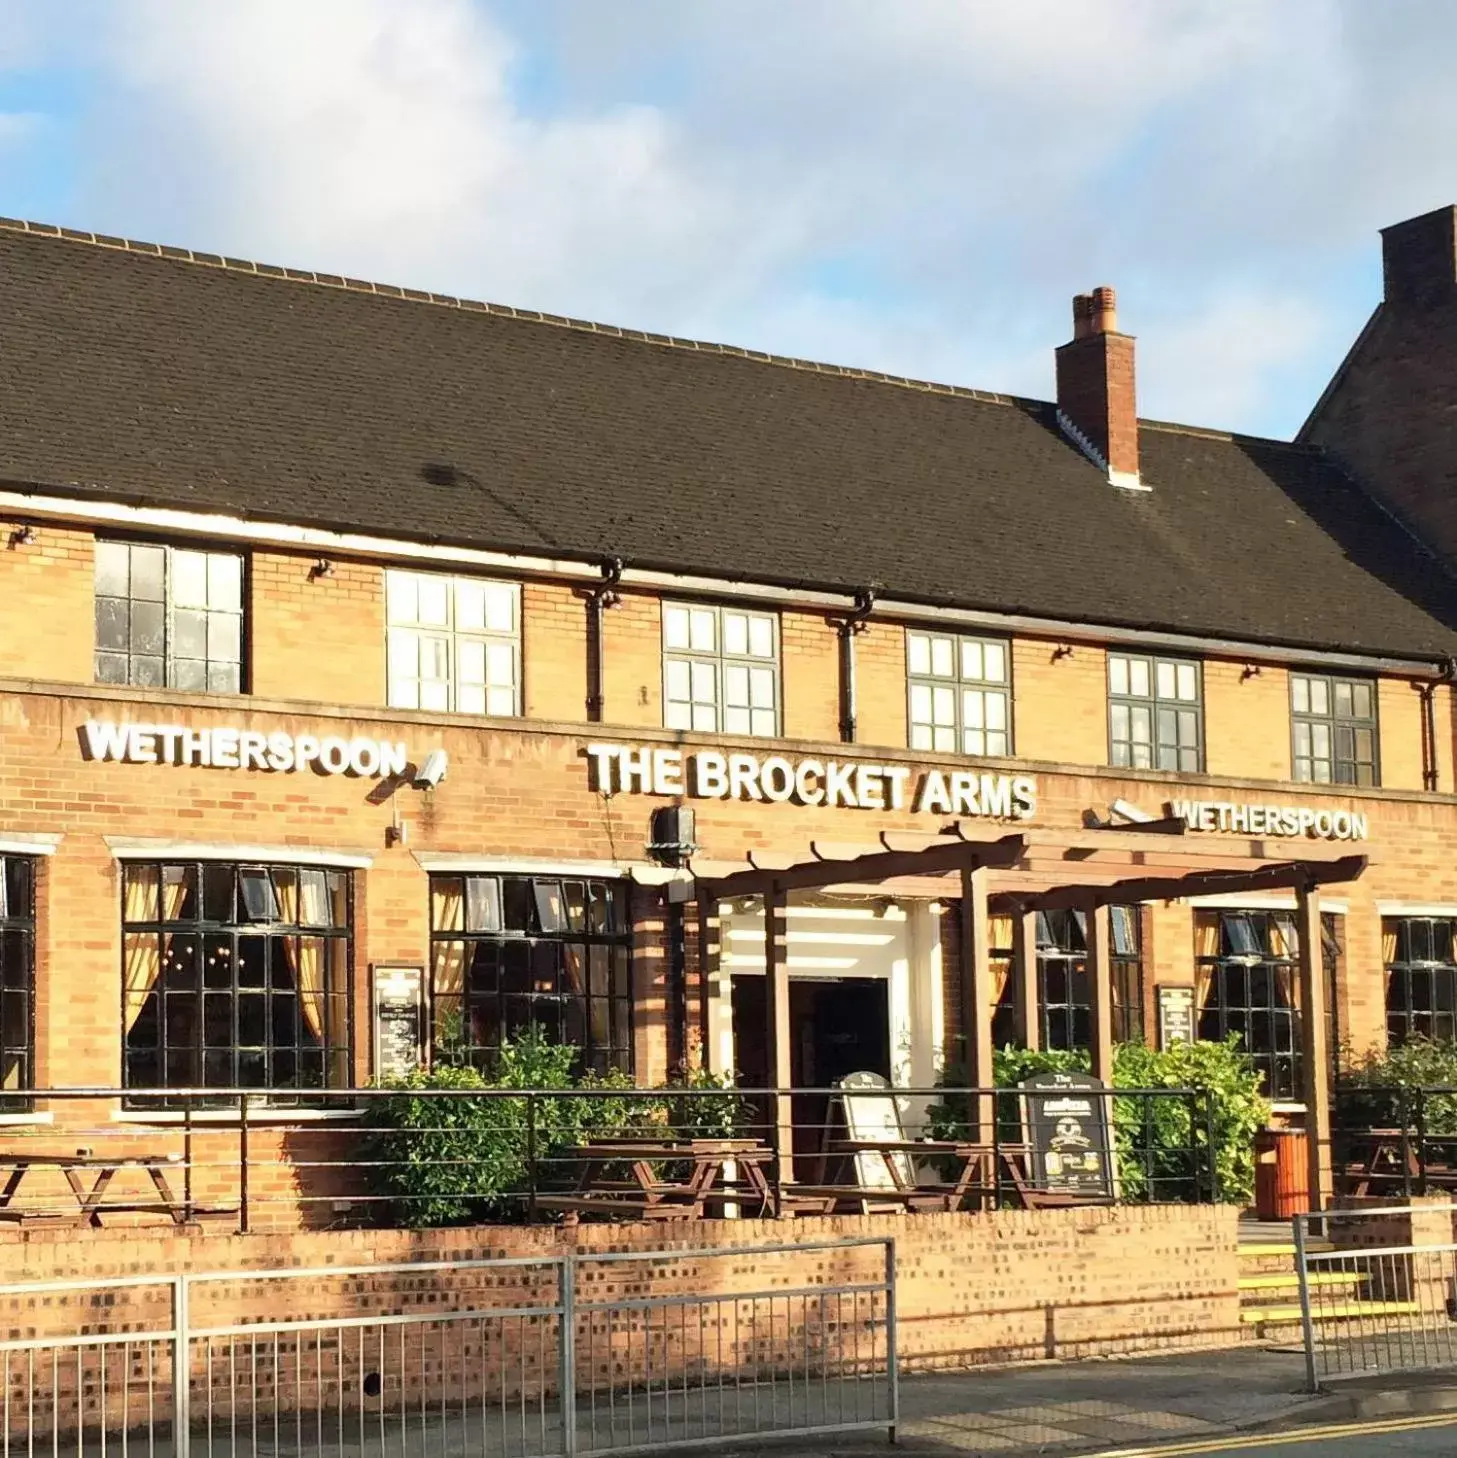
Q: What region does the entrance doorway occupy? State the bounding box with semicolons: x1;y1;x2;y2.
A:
730;975;891;1161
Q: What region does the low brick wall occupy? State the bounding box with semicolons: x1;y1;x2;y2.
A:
2;1203;1243;1369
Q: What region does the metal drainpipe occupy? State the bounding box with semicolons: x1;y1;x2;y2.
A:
1418;657;1457;792
584;557;623;723
835;586;877;743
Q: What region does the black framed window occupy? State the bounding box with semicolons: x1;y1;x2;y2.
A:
121;862;352;1103
1385;917;1457;1044
1108;652;1202;772
1195;909;1340;1103
95;540;244;693
430;874;632;1075
0;856;36;1112
991;907;1143;1050
906;631;1011;756
1291;674;1378;786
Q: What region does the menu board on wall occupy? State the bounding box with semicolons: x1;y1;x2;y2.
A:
372;964;425;1081
1157;985;1196;1050
1020;1071;1114;1200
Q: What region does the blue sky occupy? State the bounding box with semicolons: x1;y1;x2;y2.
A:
3;0;1456;438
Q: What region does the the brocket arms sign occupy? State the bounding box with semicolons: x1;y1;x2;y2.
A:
586;742;1037;818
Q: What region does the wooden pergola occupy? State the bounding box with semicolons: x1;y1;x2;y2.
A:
689;821;1368;1210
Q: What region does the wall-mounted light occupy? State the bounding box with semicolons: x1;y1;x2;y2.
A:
1240;664;1262;682
1051;643;1074;662
309;557;336;581
7;525;36;549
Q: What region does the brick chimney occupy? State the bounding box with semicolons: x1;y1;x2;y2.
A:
1301;206;1457;566
1055;285;1143;490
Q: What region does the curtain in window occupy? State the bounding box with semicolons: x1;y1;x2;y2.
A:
1449;922;1457;966
989;912;1015;954
271;872;327;1040
123;866;188;1030
1194;913;1222;960
1268;914;1298;960
990;954;1011;1006
431;880;467;997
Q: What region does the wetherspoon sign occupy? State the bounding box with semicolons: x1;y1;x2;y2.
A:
586;742;1037;818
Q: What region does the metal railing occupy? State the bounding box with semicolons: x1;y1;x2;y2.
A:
0;1083;1218;1232
0;1238;896;1455
1294;1204;1457;1390
1333;1083;1457;1200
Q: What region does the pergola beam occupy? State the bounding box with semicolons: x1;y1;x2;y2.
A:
697;831;1027;900
1007;856;1367;912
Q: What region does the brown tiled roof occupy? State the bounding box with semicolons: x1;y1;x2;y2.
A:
1;219;1454;660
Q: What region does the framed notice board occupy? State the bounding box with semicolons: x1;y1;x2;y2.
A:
372;964;425;1081
1157;985;1196;1050
1020;1071;1114;1200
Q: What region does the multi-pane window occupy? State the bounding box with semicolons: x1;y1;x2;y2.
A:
1108;653;1202;772
1385;917;1457;1045
122;862;352;1103
989;907;1143;1051
95;541;244;692
1292;674;1379;786
1195;909;1340;1103
386;570;520;716
0;856;35;1112
662;603;779;736
906;632;1011;756
1037;907;1144;1050
430;875;632;1075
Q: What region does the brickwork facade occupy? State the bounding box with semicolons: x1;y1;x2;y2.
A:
2;507;1457;1154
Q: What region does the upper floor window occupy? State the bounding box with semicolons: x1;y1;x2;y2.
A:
662;603;779;736
0;855;35;1111
1108;653;1202;772
1291;674;1378;786
906;631;1011;756
95;541;243;692
386;570;520;716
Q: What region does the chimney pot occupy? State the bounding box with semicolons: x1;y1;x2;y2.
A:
1055;286;1141;488
1090;285;1118;334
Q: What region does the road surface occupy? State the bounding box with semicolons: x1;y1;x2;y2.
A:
1094;1411;1457;1455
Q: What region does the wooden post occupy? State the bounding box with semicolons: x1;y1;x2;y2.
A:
1086;900;1114;1084
1014;907;1040;1051
1297;880;1333;1211
695;896;716;1073
960;865;994;1141
763;882;795;1191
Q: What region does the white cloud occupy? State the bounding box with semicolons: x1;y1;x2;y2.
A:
6;0;1457;435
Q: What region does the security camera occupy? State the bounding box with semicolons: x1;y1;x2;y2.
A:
1109;798;1155;824
412;749;449;790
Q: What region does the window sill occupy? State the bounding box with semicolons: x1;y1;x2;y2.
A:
0;1112;53;1127
111;1107;361;1126
1270;1102;1308;1115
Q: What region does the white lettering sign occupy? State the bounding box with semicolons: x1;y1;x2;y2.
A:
82;720;411;779
587;743;1036;819
1168;798;1368;842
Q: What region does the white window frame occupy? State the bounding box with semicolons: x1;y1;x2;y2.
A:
661;602;780;737
385;569;521;717
905;630;1012;756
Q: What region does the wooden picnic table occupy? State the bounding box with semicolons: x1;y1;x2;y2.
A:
1340;1127;1457;1197
807;1137;1059;1213
0;1153;193;1228
537;1137;775;1221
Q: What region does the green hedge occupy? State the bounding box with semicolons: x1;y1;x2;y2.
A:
363;1029;749;1226
924;1038;1270;1206
1339;1037;1457;1137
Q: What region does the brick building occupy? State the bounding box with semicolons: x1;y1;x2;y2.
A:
0;206;1455;1198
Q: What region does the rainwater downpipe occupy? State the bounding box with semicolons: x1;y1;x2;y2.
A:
835;587;877;743
1418;657;1457;793
584;556;623;723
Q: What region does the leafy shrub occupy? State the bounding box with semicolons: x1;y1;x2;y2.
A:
924;1037;1269;1206
1339;1037;1457;1137
365;1030;753;1227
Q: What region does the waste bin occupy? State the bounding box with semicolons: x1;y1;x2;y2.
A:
1253;1127;1309;1219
